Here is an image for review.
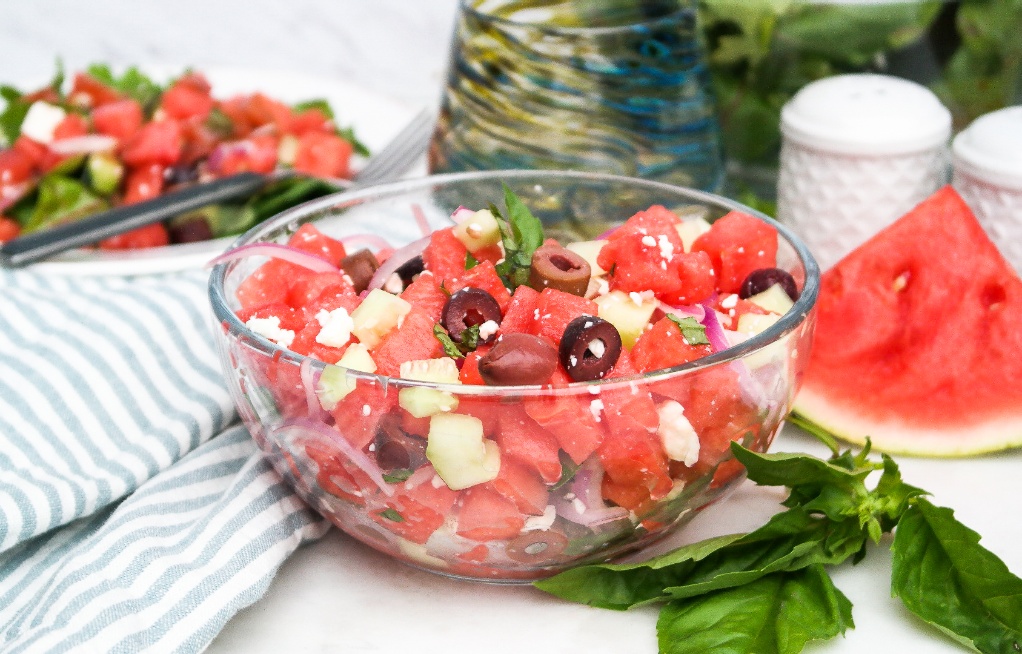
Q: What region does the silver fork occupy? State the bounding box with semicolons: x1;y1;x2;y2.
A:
0;109;435;267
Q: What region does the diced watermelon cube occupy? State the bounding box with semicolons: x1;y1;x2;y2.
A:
371;309;444;377
631;317;713;373
532;288;598;346
692;211;778;294
289;322;348;363
451;260;511;313
235;258;303;310
488;459;549;516
372;473;458;545
495;405;563;484
287;223;348;266
498;285;539;336
398;271;448;322
422;227;470;286
459;345;491;385
524;369;604;464
304;440;370;506
456;486;526;542
330;382;394;451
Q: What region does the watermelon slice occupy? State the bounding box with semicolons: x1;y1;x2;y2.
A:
793;186;1022;456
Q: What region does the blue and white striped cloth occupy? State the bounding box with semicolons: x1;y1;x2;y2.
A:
0;268;329;653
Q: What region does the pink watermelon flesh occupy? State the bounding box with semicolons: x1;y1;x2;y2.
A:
794;186;1022;456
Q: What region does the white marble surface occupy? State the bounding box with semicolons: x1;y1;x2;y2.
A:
5;3;1022;653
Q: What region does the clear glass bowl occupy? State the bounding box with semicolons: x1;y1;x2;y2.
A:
208;170;819;583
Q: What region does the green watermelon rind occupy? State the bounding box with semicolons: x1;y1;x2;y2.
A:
793;387;1022;457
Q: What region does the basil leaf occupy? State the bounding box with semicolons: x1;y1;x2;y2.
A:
22;175;108;233
378;508;405;523
493;185;544;289
666;314;710;346
292;98;335;119
465;250;479;270
335;125;370;158
433;324;465;360
382;469;414;484
86;64;163;112
535;507;867;610
891;499;1022;653
658;566;853;654
0;87;29;146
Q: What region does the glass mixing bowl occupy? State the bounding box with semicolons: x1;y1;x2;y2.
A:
208;170;819;582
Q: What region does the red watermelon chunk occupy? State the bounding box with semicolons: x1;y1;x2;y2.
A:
795;186;1022;456
531;288;598;346
524;369;604;464
692;211;778;294
399;271;448;322
495;405;563;484
287;223;347;266
422;227;470;285
451;260;512;313
455;486;526;541
371;309;444;378
499;285;540;335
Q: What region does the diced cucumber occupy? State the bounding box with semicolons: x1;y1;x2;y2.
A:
316;343;377;410
426;413;500;490
399;357;460;383
564;239;609;276
737;312;780;335
676;217;712;252
594;289;658;348
452;209;502;253
86;152;124;196
399;387;459;418
746;284;795;316
350;289;412;349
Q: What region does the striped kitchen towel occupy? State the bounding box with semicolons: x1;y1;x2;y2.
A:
0;267;329;653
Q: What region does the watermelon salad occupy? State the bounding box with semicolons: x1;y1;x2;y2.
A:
0;63;365;249
218;190;810;579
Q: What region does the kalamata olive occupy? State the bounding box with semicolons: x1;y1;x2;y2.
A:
341;248;380;293
505;530;569;564
739;267;799;301
477;333;558;386
559;315;622;382
168;216;213;244
374;413;428;471
395;254;425;285
529;243;592;296
441;287;502;344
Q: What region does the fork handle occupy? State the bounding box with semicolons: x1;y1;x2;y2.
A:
0;172;269;268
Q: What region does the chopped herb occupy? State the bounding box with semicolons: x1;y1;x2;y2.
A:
293;98;335;119
460;324;482;351
382;469;415;484
433;324;466;359
550;451;581;491
493;185;544;290
465;250;479;270
204;106;235;138
336;125;370;158
666;314;710;346
85;64;163;113
0;87;29;146
378;508;405;523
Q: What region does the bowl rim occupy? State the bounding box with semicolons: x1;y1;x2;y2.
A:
456;0;695;37
208;169;819;396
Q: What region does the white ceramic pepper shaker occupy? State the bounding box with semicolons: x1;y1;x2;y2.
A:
952;106;1022;273
776;74;952;270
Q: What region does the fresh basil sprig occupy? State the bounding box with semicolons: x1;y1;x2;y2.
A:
666;314;710;347
492;184;544;290
535;435;1022;654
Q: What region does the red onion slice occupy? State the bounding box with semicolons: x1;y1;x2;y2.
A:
49;134;118;155
657;301;705;323
700;303;766;406
299;357;329;420
412;203;431;237
698;304;731;354
553;458;630;528
274;419;394;496
451;206;475;223
208;242;339;273
366;234;430;291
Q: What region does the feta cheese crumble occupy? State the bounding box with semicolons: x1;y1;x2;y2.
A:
245;316;295;348
315;307;354;348
656;400;700;466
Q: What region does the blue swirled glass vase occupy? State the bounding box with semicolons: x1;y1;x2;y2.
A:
428;0;725;191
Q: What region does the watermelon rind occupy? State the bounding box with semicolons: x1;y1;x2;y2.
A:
793;389;1022;457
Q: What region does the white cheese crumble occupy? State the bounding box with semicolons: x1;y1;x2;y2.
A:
383;273;404;294
657;234;675;260
587;338;606;358
522;505;557;531
720;294;738;309
656;400;700;466
477;320;499;341
362;404;372;416
315;307;354;348
641;235;657;247
21;102;66;144
245;316;295;348
589;398;604;423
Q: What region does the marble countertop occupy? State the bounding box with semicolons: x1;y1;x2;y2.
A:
5;3;1021;652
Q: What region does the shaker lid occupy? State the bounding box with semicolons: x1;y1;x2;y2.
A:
781;74;952;155
952;106;1022;191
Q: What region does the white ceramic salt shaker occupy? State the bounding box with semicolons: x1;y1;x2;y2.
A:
952;106;1022;273
776;74;952;270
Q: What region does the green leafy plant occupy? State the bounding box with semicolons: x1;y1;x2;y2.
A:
535;431;1022;653
492;184;545;290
